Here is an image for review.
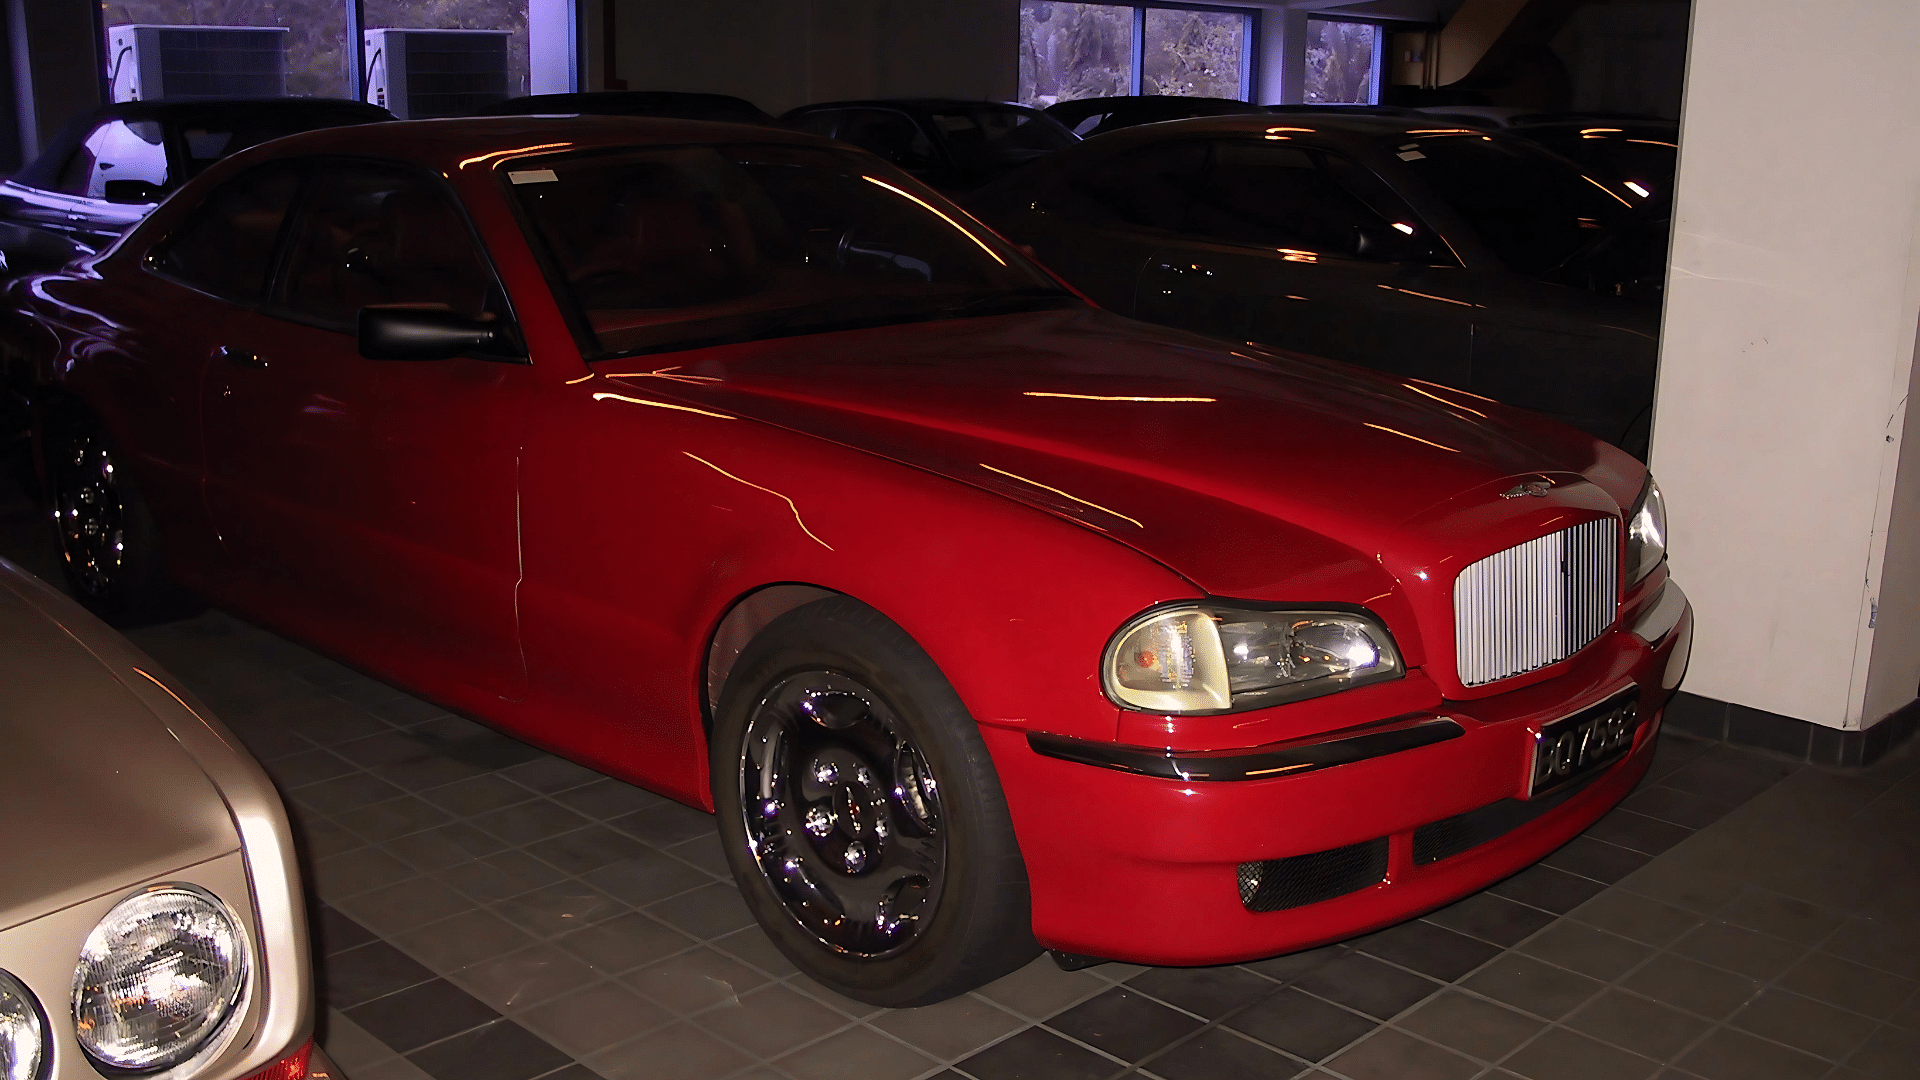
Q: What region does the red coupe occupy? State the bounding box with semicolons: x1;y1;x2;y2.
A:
5;117;1692;1006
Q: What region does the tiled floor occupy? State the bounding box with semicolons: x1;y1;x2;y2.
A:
5;476;1919;1080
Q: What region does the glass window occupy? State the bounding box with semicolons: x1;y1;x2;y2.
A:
1142;8;1247;99
276;164;500;331
821;110;940;173
922;106;1078;173
1397;134;1631;275
1304;18;1381;105
56;120;170;200
1050;141;1208;230
1183;142;1412;254
1020;3;1135;106
508;145;1071;359
149;164;301;300
177;103;391;182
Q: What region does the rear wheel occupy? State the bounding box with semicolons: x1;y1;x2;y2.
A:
44;418;194;623
711;597;1038;1006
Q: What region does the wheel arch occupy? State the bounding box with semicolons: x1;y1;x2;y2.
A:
701;582;843;727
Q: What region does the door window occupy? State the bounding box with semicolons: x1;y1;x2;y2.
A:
55;120;171;200
274;164;505;336
825;110;939;172
148;164;301;301
1184;141;1438;260
1049;141;1208;230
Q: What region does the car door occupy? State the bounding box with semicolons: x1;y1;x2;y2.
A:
199;159;531;700
1132;140;1476;389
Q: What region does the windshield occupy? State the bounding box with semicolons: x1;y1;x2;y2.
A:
508;144;1073;359
1394;134;1634;276
923;106;1079;171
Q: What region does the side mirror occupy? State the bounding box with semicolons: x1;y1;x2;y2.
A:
102;179;163;205
1350;224;1419;262
358;306;501;361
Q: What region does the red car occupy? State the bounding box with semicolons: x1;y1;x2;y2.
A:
6;117;1692;1007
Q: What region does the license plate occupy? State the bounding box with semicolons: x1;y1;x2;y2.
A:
1528;689;1640;798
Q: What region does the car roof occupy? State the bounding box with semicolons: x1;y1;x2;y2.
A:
1078;110;1478;149
209;114;837;172
783;98;1043;117
473;90;777;125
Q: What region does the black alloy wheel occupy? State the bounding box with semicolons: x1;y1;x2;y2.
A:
712;597;1038;1006
44;418;188;623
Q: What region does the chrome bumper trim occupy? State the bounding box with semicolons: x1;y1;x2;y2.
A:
1631;580;1688;645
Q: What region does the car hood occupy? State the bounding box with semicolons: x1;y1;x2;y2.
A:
0;576;237;930
600;307;1643;602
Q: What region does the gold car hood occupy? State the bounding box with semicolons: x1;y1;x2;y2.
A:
0;575;237;931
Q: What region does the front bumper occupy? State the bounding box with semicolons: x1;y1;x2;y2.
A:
986;601;1692;966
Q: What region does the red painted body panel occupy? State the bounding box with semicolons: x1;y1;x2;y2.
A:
12;117;1691;968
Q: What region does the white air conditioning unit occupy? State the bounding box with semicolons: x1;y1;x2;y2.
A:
107;24;290;102
363;29;512;120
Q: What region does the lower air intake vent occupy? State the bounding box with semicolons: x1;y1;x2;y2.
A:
1454;517;1619;687
1238;838;1389;912
1412;771;1601;865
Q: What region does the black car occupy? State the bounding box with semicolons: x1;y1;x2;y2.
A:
0;98;391;262
968;114;1666;456
1044;95;1270;139
471;90;779;126
1505;115;1679;199
782;98;1079;192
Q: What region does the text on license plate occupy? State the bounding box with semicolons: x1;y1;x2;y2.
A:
1529;689;1640;797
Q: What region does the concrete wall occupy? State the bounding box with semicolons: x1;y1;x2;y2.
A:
596;0;1017;114
1655;0;1920;729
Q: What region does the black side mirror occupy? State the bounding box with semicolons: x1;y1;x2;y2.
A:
358;306;501;360
1350;224;1419;262
103;179;163;205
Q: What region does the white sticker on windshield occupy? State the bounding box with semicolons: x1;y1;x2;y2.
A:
509;169;559;184
1397;150;1426;160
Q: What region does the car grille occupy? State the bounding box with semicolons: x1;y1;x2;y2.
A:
1453;518;1619;687
1237;838;1389;912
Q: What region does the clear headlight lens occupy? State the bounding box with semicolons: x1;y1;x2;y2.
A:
1104;605;1402;713
0;970;45;1080
1626;475;1667;584
72;884;248;1073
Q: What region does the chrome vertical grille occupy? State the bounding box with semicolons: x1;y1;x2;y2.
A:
1453;518;1618;687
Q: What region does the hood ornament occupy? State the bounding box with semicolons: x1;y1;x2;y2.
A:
1501;478;1555;499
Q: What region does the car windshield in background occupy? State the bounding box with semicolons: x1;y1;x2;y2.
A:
925;107;1079;170
178;106;391;182
1397;134;1634;276
508;144;1072;359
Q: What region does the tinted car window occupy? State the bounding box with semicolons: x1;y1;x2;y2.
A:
824;110;939;172
924;106;1076;171
56;120;169;199
149;165;300;300
508;144;1069;358
1397;134;1630;275
1050;141;1209;230
176;110;379;182
277;164;498;331
1184;142;1415;255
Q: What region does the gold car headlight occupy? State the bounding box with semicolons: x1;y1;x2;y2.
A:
1104;604;1403;714
72;884;249;1073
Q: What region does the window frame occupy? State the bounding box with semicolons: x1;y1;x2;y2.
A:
1022;1;1261;105
1302;14;1388;107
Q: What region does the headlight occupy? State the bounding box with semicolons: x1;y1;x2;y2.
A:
72;884;249;1073
1104;604;1402;713
0;970;46;1080
1626;474;1667;584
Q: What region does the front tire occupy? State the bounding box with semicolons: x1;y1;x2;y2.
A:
44;417;193;623
711;597;1039;1006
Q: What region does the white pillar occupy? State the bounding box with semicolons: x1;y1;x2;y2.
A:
1655;0;1920;735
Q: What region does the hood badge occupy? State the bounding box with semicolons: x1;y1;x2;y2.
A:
1501;478;1555;499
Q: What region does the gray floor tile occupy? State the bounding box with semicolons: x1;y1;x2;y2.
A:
774;1024;938;1080
312;845;419;902
623;947;772;1015
580;848;714;906
389;908;536;972
1124;965;1281;1020
1619;952;1763;1020
972;954;1110;1020
554;910;699;976
708;926;801;979
1617;859;1747;916
1325;1027;1479;1080
1518;919;1656;981
785;974;888;1020
1292;952;1441;1020
1775;952;1918;1021
1356;920;1504;982
584;1022;752;1080
320;1008;401;1073
517;981;675;1057
690;982;853;1058
1425;892;1559;948
422;774;539;817
1397;990;1545;1062
954;1026;1118;1080
438;849;569;904
1138;1027;1311;1080
1845;1024;1920;1078
405;1018;572;1080
1563;988;1711;1061
492;880;629;938
447;944;600;1013
1501;1027;1660;1080
334;795;456;844
334;876;476;937
551;777;667;819
1048;987;1205;1063
609;800;718;846
501;755;607;795
1715;888;1848;945
645;881;756;940
382;821;511;870
1668;921;1809;981
1567;888;1703;947
1225;987;1376;1061
471;799;595;846
1729;990;1880;1062
869;992;1026;1061
1460;955;1606;1020
1676;1026;1830;1080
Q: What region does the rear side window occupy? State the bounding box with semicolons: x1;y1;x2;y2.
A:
55;119;170;199
826;110;938;172
1185;142;1402;253
1049;142;1208;230
148;164;300;301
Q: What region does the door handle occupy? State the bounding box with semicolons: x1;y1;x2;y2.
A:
214;345;268;369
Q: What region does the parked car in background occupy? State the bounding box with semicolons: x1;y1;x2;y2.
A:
969;113;1666;455
0;98;391;263
472;90;779;126
5;114;1689;1007
783;98;1078;191
0;557;331;1080
1505;115;1679;199
1044;95;1270;138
